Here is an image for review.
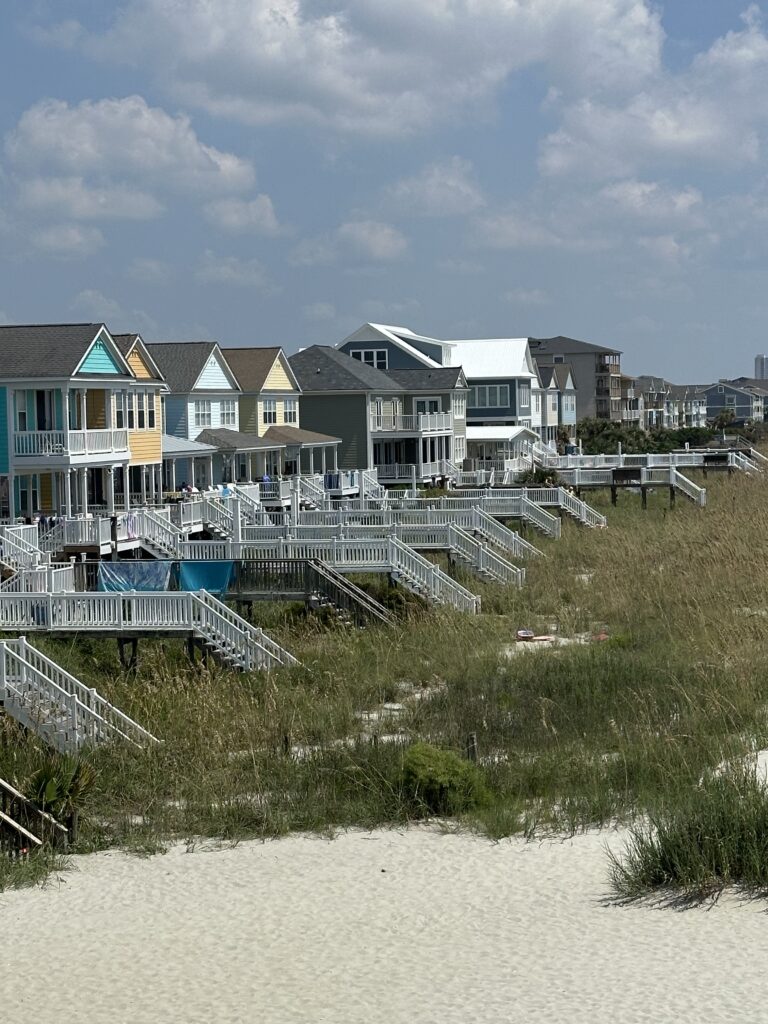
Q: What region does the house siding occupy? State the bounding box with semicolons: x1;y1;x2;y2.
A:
127;349;154;380
239;395;260;435
466;378;518;421
264;357;294;390
187;394;240;440
299;394;368;469
79;339;123;375
164;396;188;439
129;394;162;465
195;353;235;390
339;339;425;371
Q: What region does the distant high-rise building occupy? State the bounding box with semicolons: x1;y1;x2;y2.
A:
755;354;768;379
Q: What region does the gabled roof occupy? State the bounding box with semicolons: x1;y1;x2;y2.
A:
722;377;768;396
290;346;402;393
385;367;467;391
112;333;167;384
446;338;537;381
702;381;758;397
0;323;133;379
222;346;301;394
466;425;539;443
666;383;709;401
338;323;448;368
147;341;241;394
529;335;621;357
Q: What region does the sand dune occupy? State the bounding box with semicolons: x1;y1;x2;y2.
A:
2;828;768;1023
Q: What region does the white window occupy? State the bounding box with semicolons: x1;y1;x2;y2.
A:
452;393;466;419
194;400;212;427
415;397;440;415
468;385;510;409
534;394;541;413
15;391;27;431
148;392;157;429
220;399;236;426
454;435;466;461
725;395;736;407
351;349;388;370
263;399;277;425
137;393;146;429
553;355;564;364
550;395;558;412
519;384;530;408
284;398;298;424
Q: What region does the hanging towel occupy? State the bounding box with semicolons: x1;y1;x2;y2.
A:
178;560;234;596
98;560;172;592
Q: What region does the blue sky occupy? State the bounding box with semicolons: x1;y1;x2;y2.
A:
1;1;767;381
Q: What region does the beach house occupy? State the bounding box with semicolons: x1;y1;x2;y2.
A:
0;323;168;518
529;335;622;422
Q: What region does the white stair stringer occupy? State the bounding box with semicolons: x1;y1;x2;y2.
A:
190;590;299;672
446;525;524;587
387;536;480;613
0;635;157;753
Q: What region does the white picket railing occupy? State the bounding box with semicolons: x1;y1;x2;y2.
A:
0;592;296;671
298;475;328;508
200;497;234;536
0;564;74;594
13;429;129;458
0;636;157;753
0;526;41;569
446;525;523;586
387;536;480;613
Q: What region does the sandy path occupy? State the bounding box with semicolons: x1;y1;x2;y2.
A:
2;828;768;1023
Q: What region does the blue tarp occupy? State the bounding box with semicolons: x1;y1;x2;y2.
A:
177;561;234;596
98;561;172;592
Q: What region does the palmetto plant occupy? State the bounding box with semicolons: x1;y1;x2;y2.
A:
25;754;98;841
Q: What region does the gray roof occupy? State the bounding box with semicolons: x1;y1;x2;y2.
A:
290;346;402;393
0;323;128;379
147;341;236;393
196;428;285;452
223;346;297;394
161;433;217;456
529;335;621;357
385;367;466;391
666;383;709;401
112;333;166;383
722;377;768;395
263;425;341;446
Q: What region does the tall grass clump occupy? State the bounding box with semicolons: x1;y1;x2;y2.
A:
610;768;768;900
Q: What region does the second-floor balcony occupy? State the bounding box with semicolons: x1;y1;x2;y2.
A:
14;429;129;459
370;412;452;434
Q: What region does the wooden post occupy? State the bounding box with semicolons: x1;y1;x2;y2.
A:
669;486;676;508
641;487;647;510
465;732;478;762
610;486;617;506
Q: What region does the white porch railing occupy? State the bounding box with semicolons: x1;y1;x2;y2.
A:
0;636;157;753
370;412;452;433
14;429;129;457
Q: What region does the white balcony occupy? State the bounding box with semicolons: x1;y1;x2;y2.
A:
370;412;452;434
14;429;129;460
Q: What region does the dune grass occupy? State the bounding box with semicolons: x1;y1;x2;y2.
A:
3;469;768;892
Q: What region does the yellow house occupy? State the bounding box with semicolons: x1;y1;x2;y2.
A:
113;334;168;503
222;347;341;477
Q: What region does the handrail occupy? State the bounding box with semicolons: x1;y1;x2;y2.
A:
190;590;298;670
307;559;394;626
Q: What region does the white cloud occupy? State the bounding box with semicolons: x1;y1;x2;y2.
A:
386;157;484;216
70;289;158;334
31;223;105;258
19;176;163;220
6;96;254;193
473;210;563;250
337;220;407;261
504;288;549;306
540;8;768;179
303;302;336;322
288;237;337;267
127;257;174;283
203;195;282;235
65;1;663;137
599;180;702;222
25;18;84;49
637;233;693;266
195;251;275;290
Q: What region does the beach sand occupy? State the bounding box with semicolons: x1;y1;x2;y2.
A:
3;827;768;1023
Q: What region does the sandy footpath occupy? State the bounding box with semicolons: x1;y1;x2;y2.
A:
3;827;768;1024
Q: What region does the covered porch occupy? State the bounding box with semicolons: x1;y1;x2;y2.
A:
262;425;341;480
161;434;219;494
194;428;287;483
373;434;452;482
5;461;142;519
465;425;539;468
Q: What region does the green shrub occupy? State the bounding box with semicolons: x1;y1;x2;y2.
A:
610;767;768;900
401;742;489;816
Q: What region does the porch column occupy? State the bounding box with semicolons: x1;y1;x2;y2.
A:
207;455;214;487
320;446;326;474
124;472;131;511
7;470;15;519
309;447;314;475
79;467;88;516
169;458;177;492
332;446;338;471
140;466;147;506
247;452;253;482
106;467;115;514
64;469;72;518
26;476;34;519
63;389;70;433
79;389;88;431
